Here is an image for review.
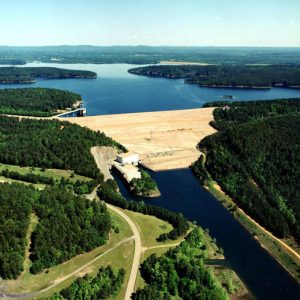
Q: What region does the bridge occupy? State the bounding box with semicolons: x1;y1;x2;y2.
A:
55;107;86;118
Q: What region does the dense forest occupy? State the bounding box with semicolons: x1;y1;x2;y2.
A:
0;184;112;278
0;88;81;116
0;67;96;84
0;183;36;279
98;179;189;241
129;64;300;88
1;46;300;64
193;99;300;240
0;116;124;179
48;266;125;300
132;228;228;300
30;186;111;273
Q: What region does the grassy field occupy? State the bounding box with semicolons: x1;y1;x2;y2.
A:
0;175;46;189
0;163;91;183
207;180;300;283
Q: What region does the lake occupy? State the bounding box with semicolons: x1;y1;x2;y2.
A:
1;63;300;299
0;62;299;115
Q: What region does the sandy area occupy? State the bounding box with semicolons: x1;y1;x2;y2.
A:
63;107;216;171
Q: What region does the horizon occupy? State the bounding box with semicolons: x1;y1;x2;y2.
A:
1;0;299;47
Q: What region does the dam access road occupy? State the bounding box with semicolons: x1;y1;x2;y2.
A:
63;107;216;171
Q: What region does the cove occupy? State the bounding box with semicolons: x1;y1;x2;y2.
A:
114;168;300;300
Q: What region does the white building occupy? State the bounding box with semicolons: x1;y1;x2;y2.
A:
116;152;139;165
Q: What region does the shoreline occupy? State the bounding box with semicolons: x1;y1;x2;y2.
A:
205;180;300;283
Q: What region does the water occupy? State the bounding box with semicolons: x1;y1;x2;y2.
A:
115;169;300;300
0;62;299;116
1;63;300;298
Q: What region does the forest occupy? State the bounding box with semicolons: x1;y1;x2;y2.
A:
0;88;81;116
0;58;26;65
98;179;189;241
129;64;300;88
0;67;96;84
1;46;300;64
132;228;228;300
48;266;125;300
0;116;124;179
30;186;111;273
0;183;37;279
193;99;300;240
0;184;112;278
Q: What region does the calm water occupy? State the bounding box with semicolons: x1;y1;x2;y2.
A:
0;62;299;115
1;63;300;299
115;169;300;300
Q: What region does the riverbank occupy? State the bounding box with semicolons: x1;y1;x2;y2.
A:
205;180;300;283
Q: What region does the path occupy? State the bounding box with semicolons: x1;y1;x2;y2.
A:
106;204;142;300
0;236;133;299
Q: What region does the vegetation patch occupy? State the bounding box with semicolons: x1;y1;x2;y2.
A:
132;228;229;300
129;65;300;88
0;67;96;84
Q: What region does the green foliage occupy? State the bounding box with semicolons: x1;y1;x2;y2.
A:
191;154;209;185
98;180;189;241
0;183;37;279
30;186;111;273
129;65;300;88
0;67;96;84
0;116;124;178
0;88;82;117
130;169;158;196
48;266;125;300
199;100;300;240
132;229;229;300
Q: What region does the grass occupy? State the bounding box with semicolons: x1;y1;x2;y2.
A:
212;266;253;300
0;163;91;183
3;208;133;298
207;179;300;283
0;175;46;189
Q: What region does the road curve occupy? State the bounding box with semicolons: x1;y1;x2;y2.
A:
107;204;142;300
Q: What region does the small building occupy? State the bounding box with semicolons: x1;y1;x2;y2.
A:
116;152;139;166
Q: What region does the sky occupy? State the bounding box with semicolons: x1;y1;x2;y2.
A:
0;0;299;47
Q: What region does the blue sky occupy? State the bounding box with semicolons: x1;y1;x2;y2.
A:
0;0;299;46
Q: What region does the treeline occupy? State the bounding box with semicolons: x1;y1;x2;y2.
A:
48;266;125;300
0;183;36;279
0;116;124;179
130;169;159;196
2;46;300;64
129;64;300;88
0;88;81;117
0;67;96;84
0;168;98;194
132;228;228;300
98;179;189;241
30;186;111;274
194;100;300;240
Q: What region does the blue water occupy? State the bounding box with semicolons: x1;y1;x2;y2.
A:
1;62;299;115
1;63;300;299
115;169;300;300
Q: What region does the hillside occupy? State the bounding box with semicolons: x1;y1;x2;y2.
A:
193;99;300;241
129;64;300;88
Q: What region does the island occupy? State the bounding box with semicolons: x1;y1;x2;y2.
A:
128;64;300;89
0;87;85;117
0;66;97;84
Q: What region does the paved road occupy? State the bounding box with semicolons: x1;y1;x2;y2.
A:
107;204;142;300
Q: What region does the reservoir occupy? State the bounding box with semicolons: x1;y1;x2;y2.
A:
1;63;300;299
0;62;300;116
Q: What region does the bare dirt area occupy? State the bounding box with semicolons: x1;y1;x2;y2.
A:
160;61;212;66
91;146;119;180
64;107;216;171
